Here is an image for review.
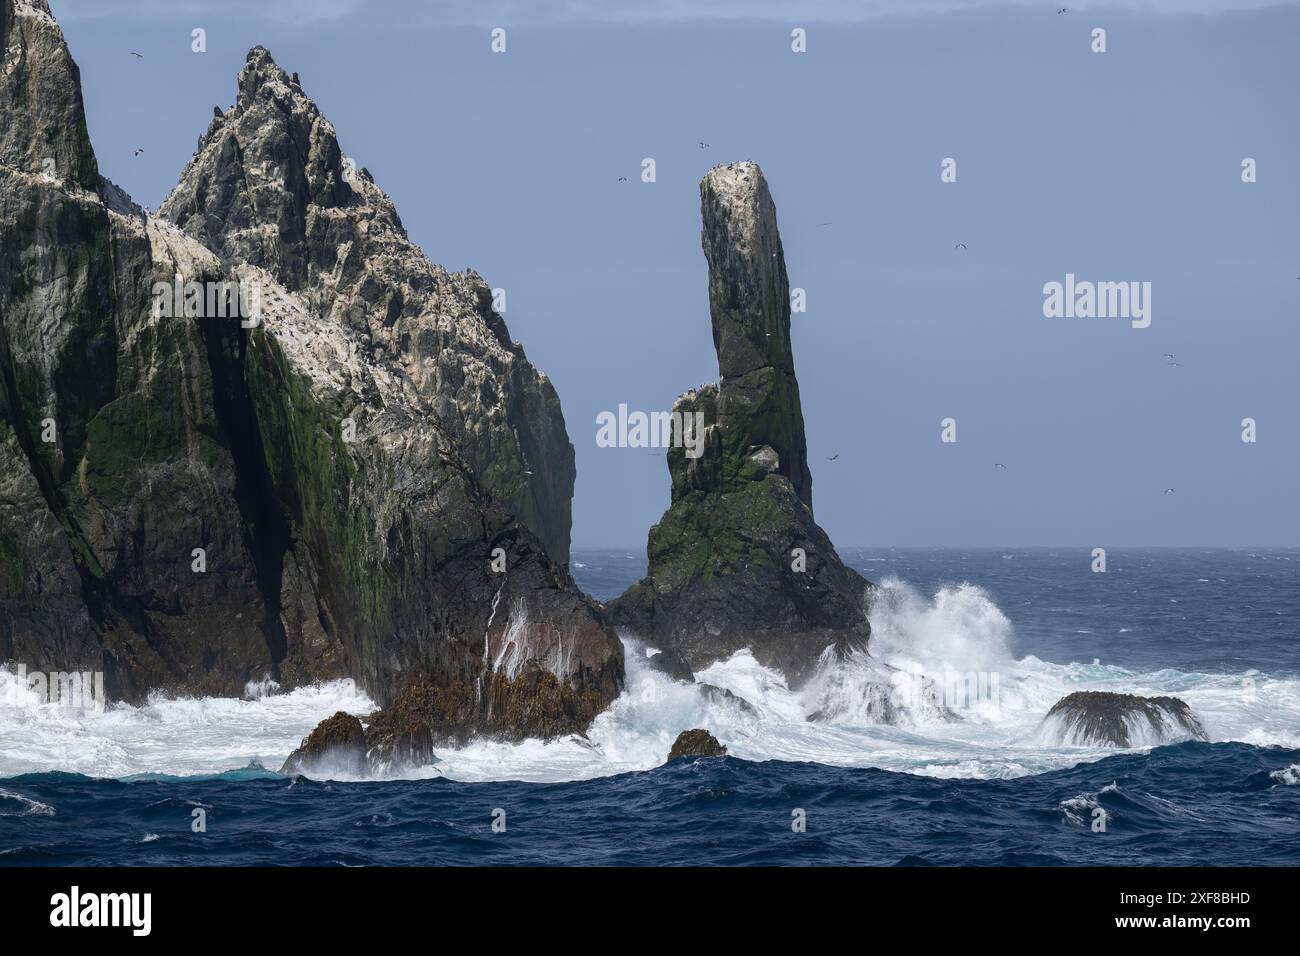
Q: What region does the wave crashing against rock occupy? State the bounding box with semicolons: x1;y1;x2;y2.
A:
1040;691;1208;748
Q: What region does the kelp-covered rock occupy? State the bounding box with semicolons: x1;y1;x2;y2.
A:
0;2;623;741
157;47;575;565
610;162;869;684
1040;691;1208;748
666;728;727;761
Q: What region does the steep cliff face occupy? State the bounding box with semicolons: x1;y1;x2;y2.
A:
0;0;622;738
157;47;575;565
1;0;278;697
610;162;869;684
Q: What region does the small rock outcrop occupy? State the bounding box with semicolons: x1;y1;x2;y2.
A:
1042;691;1209;748
610;162;870;683
667;728;727;761
280;711;367;776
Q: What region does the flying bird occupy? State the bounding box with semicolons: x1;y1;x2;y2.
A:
994;463;1007;470
955;242;967;250
129;51;144;58
698;141;710;149
133;148;144;156
826;454;839;462
617;176;628;182
1162;353;1175;360
1163;488;1176;495
1166;361;1182;367
1057;7;1067;13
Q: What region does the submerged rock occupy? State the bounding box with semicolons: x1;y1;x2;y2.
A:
281;711;367;776
0;2;623;741
1042;691;1208;748
609;162;870;684
667;728;727;761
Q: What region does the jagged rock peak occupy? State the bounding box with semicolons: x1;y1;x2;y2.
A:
159;45;577;564
242;45;298;91
9;0;54;23
1;0;99;188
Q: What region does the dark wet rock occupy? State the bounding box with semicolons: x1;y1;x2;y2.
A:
667;728;727;761
0;3;623;741
699;683;757;716
281;711;367;775
609;162;870;684
646;647;695;682
1043;691;1208;748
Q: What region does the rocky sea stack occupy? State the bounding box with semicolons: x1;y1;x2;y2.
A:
0;0;621;741
609;162;870;683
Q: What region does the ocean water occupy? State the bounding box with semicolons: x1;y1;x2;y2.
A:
2;547;1297;866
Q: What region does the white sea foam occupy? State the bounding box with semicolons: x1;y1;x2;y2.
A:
0;786;55;816
1270;764;1300;786
1;577;1296;783
0;670;372;779
1059;781;1120;825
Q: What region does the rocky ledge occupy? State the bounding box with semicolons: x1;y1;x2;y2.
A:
609;162;870;685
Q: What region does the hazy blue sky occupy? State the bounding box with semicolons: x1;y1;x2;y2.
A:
53;0;1299;547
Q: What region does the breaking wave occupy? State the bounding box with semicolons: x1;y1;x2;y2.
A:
0;787;55;817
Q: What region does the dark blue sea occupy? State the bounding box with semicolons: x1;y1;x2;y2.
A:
2;548;1298;866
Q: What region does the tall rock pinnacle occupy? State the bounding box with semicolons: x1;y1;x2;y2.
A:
700;162;811;509
610;162;869;683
